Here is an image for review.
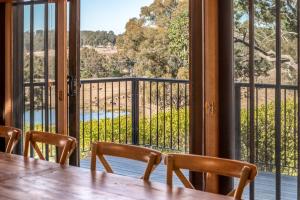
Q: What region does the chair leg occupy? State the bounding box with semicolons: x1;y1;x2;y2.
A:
91;143;97;171
143;153;157;181
23;134;30;158
166;155;174;187
234;166;251;200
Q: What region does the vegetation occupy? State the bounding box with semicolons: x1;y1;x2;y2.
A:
24;0;189;80
81;31;116;47
24;30;116;51
26;98;299;176
77;99;299;176
240;100;298;176
80;108;189;157
234;0;298;84
116;0;189;79
234;0;299;177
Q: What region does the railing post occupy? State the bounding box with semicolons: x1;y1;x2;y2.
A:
131;78;139;145
235;84;241;160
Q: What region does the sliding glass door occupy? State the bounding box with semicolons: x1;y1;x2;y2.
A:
13;1;57;160
234;0;299;199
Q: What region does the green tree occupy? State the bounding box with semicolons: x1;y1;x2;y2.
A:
234;0;298;83
117;0;189;78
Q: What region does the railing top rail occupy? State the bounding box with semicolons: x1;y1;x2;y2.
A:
80;77;190;84
24;80;298;90
24;77;189;87
235;82;298;90
24;81;56;87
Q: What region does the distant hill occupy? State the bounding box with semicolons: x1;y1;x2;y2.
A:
80;31;117;47
24;30;117;52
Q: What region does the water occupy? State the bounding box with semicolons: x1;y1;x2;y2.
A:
24;109;128;125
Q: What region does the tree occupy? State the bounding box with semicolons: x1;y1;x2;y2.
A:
234;0;298;83
117;0;189;78
167;0;189;79
80;31;117;47
80;47;128;78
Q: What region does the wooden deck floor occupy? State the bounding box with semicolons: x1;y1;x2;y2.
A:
81;157;296;200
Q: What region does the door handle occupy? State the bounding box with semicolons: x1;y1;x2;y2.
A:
67;75;77;97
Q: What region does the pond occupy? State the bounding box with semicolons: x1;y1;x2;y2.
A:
24;109;129;125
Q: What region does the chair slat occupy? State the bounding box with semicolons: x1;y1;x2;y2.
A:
164;153;257;200
91;142;162;181
24;131;77;165
0;126;22;154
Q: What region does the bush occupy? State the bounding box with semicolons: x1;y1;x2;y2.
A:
240;100;298;176
80;108;189;157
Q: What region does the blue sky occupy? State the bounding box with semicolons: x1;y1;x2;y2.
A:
81;0;153;34
24;0;153;34
24;4;56;32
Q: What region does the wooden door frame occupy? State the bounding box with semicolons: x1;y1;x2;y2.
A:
0;3;6;126
1;0;69;155
68;0;80;166
0;1;14;152
0;1;13;127
189;0;234;194
189;0;220;191
0;3;6;152
5;0;69;137
56;0;68;136
189;0;205;190
4;2;13;127
218;0;234;195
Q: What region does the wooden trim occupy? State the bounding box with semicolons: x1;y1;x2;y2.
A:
12;3;25;155
203;0;219;193
68;0;81;166
218;0;235;195
0;3;6;151
56;0;67;135
4;2;13;127
189;0;204;190
189;0;220;192
204;0;219;157
0;3;5;126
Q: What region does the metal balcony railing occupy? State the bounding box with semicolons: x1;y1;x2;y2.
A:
235;83;298;176
23;79;299;178
79;77;190;154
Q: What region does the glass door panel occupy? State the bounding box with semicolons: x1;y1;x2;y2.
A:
13;2;57;161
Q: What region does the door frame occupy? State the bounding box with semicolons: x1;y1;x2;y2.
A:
7;0;69;157
189;0;220;191
68;0;80;166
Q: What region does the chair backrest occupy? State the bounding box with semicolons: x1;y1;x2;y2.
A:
164;154;257;200
24;131;77;165
91;142;162;181
0;126;22;154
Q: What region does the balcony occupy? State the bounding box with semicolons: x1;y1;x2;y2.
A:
23;77;297;199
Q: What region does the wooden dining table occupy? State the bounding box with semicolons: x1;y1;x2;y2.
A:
0;153;233;200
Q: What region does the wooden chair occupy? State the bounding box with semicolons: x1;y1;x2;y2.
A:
164;154;257;200
0;126;22;154
91;142;162;181
24;131;77;165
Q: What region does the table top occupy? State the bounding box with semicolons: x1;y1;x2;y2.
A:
0;153;233;200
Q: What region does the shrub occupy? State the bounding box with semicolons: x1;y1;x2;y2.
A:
240;100;298;176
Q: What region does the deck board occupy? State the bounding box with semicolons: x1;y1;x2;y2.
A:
81;157;296;200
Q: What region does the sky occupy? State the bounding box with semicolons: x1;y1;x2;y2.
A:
24;0;153;34
81;0;153;34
